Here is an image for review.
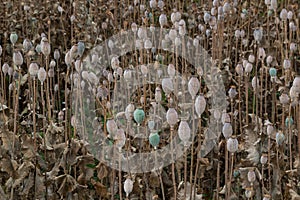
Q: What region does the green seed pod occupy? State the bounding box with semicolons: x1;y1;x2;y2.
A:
269;67;277;77
276;131;285;146
149;132;160;148
133;108;145;125
285;117;293;127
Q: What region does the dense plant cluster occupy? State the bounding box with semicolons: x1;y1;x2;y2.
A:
0;0;300;199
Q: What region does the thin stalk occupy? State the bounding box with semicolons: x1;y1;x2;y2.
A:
189;98;196;198
170;126;177;200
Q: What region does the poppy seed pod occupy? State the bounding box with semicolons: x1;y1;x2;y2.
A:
188;77;200;99
258;47;266;60
2;63;9;75
267;124;274;136
204;12;211;24
245;62;253;73
159;14;167;27
149;132;160;148
227;137;238;153
124;178;133;197
279;93;290;105
13;51;23;66
88;72;98;85
29;63;39;77
247;169;256;183
195;94;206;117
167;64;175;77
178;120;191;146
292;76;300;91
245;188;254;198
276;131;285;145
270;0;277;10
287;11;293;20
38;67;47;83
266;55;273;66
77;41;85;57
290;43;297;51
10;32;18;45
54;49;60;60
65;51;72;67
162;77;174;95
253;29;263;42
111;56;119;70
228;86;237;99
157;0;164;9
23;39;32;52
48;68;54;78
251;76;259;90
50;60;56;68
41;37;51;56
235;63;244;75
106;119;118;137
125;103;135;120
221;111;231;124
222;122;233;139
248;54;255;63
140;64;148;76
148;120;155;130
269;67;277;77
155;87;162;103
283;59;291;69
235;29;241;38
166;108;178;126
8;67;13;76
285;117;293;127
280;8;288;20
260;154;268;165
123;69;132;81
131;23;138;33
133;108;145;125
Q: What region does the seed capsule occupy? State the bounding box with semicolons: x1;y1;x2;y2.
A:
188;77;200;99
133;108;145;125
247;169;256;183
29;63;39;77
195;94;206;117
222;122;233;139
260;154;268;165
38;67;47;83
166;108;178;126
269;67;277;77
10;32;18;45
13;51;23;66
106;119;118;137
178;120;191;146
149;132;160;148
227;137;238;153
276;131;285;146
124;178;133;197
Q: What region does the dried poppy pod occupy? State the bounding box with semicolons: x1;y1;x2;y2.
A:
10;32;18;45
38;67;47;83
13;50;23;66
178;119;191;146
41;37;51;56
244;62;253;73
155;87;162;103
248;54;255;63
195;94;206;117
0;45;2;55
149;132;160;149
124;178;133;197
162;77;174;96
260;153;268;165
23;38;32;52
228;85;237;99
2;63;9;75
106;118;118;138
247;168;256;183
235;63;243;75
54;49;60;61
125;103;135;120
110;56;119;70
167;64;175;77
123;69;132;82
292;76;300;92
270;0;277;10
188;77;200;99
77;41;85;57
280;8;288;20
65;50;72;67
166;108;178;127
253;29;263;42
159;14;167;27
279;93;290;105
276;131;285;146
283;59;291;70
140;64;148;76
266;124;274;136
227;136;238;153
29;63;39;77
222;122;233;139
245;187;254;198
48;68;54;78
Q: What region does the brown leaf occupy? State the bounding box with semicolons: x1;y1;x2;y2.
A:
91;179;110;199
96;162;108;180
